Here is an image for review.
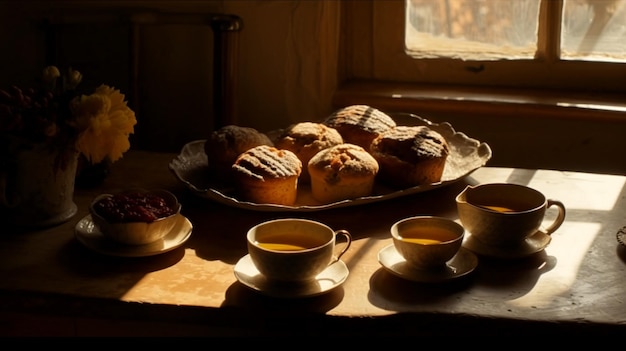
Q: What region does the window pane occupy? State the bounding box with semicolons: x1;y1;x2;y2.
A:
561;0;626;62
405;0;540;60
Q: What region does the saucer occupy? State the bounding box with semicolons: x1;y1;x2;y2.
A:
75;214;193;257
377;244;477;283
233;254;349;298
462;231;551;259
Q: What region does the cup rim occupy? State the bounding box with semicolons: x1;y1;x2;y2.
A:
457;183;546;213
247;218;335;253
391;215;464;244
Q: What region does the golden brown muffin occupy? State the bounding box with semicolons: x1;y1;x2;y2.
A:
232;145;302;205
308;143;379;204
323;105;396;150
204;125;274;180
370;125;449;188
272;122;343;184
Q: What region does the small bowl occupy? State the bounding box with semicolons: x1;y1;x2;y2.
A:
89;189;182;246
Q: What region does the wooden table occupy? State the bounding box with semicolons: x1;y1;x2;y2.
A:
1;150;625;337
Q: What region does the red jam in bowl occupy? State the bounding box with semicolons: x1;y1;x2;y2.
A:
93;192;177;223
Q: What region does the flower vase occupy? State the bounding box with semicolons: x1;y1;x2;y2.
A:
0;139;79;229
75;154;112;188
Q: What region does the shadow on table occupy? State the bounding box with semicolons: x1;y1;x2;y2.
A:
368;250;556;311
616;242;626;262
59;237;185;285
221;281;344;314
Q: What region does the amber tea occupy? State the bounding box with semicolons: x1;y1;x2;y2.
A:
398;227;460;245
255;232;325;251
479;205;520;213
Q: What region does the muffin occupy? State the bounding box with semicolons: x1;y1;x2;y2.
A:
308;143;379;204
272;122;343;183
232;145;302;205
204;125;274;180
370;125;449;188
323;105;396;149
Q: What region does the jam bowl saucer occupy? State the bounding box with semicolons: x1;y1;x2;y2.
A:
74;214;192;257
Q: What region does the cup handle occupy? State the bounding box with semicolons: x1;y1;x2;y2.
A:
330;229;352;264
541;199;566;235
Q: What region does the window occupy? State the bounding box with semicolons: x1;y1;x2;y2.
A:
406;0;626;62
406;0;541;60
340;0;626;93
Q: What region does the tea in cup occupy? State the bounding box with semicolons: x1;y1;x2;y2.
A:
391;216;465;269
246;218;352;282
456;183;566;246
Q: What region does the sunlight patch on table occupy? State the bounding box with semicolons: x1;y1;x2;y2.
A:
528;172;625;211
507;222;600;308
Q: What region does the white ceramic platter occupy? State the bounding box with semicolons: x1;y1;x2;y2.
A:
168;113;492;212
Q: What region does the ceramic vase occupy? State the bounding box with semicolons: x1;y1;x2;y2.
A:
1;139;79;229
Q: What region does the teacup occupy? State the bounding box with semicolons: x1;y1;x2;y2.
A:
391;216;465;269
246;218;352;282
456;183;566;246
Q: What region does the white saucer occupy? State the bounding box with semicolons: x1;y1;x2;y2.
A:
74;214;193;257
377;244;477;283
462;231;551;259
233;254;349;298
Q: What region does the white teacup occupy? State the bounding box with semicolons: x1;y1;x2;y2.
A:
391;216;465;269
246;218;352;282
456;183;566;246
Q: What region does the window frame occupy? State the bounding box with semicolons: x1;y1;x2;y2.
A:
338;0;626;93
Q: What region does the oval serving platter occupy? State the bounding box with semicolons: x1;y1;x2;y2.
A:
168;113;492;212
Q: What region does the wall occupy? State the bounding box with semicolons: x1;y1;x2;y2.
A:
0;0;340;152
225;1;340;129
0;1;623;174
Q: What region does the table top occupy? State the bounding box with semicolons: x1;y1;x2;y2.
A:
1;150;625;336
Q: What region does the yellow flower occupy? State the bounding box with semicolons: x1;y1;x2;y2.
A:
2;66;137;173
70;85;137;164
42;66;60;83
66;68;83;90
